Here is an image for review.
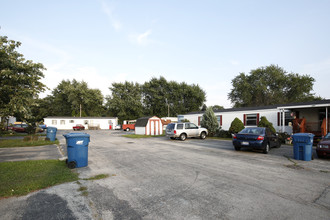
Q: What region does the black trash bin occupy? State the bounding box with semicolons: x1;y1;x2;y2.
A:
63;133;90;169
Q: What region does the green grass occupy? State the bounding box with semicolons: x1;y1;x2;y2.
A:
0;138;59;148
123;133;165;138
0;133;46;137
0;160;79;198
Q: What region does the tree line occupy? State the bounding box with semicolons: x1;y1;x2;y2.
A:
0;35;322;129
33;77;206;123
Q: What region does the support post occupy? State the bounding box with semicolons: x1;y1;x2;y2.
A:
326;107;328;134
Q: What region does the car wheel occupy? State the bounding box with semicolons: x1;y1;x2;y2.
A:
126;128;130;131
263;143;270;154
68;161;76;169
200;132;206;140
180;133;187;141
234;146;241;151
73;128;75;131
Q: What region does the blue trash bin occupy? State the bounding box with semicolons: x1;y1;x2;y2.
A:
292;133;314;161
46;127;57;141
63;133;90;168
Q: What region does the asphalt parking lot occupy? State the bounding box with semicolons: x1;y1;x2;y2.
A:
0;130;329;220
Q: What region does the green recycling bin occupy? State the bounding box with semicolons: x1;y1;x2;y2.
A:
46;127;57;141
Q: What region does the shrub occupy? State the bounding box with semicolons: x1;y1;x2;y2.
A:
277;132;291;144
181;119;190;122
258;116;276;133
201;107;219;136
229;118;245;134
216;128;232;138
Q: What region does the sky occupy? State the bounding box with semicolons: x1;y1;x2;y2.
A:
1;0;330;108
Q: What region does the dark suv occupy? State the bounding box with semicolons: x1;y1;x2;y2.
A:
166;122;208;141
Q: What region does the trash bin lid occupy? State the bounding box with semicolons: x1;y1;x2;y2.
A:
292;133;314;138
47;126;57;131
63;132;90;138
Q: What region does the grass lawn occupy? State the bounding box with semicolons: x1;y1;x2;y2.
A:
0;160;79;198
0;133;46;137
123;134;165;138
0;138;59;148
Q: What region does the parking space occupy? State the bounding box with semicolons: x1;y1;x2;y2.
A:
69;130;330;219
1;130;329;219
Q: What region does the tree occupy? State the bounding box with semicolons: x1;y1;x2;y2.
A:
201;107;218;136
201;104;207;111
105;81;143;122
212;105;224;111
142;76;206;117
258;116;276;133
49;79;104;117
229;118;245;134
0;36;46;126
228;64;322;107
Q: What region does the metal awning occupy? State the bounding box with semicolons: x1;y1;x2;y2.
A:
277;102;329;135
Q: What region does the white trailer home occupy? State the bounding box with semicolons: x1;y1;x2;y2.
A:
44;117;118;130
178;100;330;137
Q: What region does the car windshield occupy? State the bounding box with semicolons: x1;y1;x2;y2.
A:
239;127;264;135
324;133;330;139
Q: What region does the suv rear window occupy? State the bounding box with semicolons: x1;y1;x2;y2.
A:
166;123;175;130
176;124;184;129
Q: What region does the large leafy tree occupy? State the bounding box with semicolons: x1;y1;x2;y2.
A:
50;79;104;116
228;64;321;107
142;76;206;117
105;81;143;122
0;36;46;122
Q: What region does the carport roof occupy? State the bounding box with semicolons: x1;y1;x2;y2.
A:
184;99;330;115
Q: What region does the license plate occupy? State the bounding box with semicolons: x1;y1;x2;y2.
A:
241;141;249;145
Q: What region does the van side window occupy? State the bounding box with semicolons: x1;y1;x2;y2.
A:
177;124;183;129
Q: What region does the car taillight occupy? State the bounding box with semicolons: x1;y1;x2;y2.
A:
174;130;176;134
232;134;237;139
257;136;264;140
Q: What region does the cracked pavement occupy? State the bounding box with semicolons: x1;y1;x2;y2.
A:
0;130;329;219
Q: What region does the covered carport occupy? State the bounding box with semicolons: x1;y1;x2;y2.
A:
277;99;330;139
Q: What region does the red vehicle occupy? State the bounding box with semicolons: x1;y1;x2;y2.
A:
11;124;28;132
122;120;136;131
73;124;85;131
316;133;330;158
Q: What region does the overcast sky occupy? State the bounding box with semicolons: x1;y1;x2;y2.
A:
1;0;329;108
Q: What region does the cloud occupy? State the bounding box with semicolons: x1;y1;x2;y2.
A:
129;29;152;46
230;60;240;66
101;0;122;31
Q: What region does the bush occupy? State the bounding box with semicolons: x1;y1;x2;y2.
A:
216;128;232;138
258;116;276;133
277;132;291;144
201;107;219;136
181;119;190;122
229;118;245;134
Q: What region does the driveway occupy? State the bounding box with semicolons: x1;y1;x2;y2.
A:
0;130;329;219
